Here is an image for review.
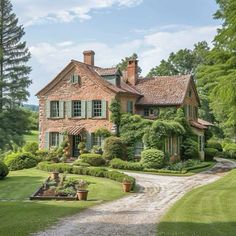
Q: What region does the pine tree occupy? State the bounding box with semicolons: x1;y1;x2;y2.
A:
0;0;31;111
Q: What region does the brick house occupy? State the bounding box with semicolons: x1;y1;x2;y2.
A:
36;50;211;159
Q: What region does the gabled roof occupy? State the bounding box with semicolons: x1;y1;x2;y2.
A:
134;75;199;106
36;60;141;97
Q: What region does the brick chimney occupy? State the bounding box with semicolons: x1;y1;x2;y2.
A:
83;50;95;66
127;59;138;85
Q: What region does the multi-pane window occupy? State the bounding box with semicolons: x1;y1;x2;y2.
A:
127;101;133;114
144;107;157;117
51;101;59;117
72;101;82;117
92;134;102;146
134;142;144;156
50;132;59;147
93;100;102;117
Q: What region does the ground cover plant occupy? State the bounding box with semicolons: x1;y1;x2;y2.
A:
0;168;128;236
158;169;236;236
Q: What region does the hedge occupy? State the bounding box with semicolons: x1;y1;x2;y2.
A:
141;149;165;169
204;148;218;161
80;153;105;166
4;152;38;171
109;158;144;171
37;162;135;189
0;161;9;179
206;140;223;152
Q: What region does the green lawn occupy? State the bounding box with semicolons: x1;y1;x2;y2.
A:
0;168;127;236
158;169;236;236
24;130;39;143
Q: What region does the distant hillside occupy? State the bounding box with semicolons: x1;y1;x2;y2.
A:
23;104;39;112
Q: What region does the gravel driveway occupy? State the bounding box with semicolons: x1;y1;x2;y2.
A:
34;158;236;236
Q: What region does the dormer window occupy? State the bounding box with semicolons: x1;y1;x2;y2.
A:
70;74;81;84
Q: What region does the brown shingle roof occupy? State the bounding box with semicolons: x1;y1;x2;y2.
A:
134;75;192;105
190;120;208;130
93;67;119;76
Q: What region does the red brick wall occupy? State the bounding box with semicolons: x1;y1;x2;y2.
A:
38;66;116;149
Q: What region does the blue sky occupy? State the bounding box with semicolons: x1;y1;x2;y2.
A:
11;0;220;104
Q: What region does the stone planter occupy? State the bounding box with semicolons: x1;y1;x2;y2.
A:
51;171;59;180
77;190;89;201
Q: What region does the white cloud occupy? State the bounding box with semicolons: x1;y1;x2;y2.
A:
29;25;217;104
12;0;143;26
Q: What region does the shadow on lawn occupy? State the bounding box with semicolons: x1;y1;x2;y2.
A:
157;221;236;236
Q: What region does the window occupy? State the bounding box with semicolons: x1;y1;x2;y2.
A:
127;101;133;114
143;107;158;117
93;100;102;117
134;142;144;156
188;89;192;97
92;134;102;146
50;132;59;147
72;101;82;117
70;74;81;84
51;101;59;118
199;135;204;151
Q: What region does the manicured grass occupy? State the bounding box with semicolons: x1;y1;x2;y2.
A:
24;130;39;143
158;169;236;236
0;168;127;236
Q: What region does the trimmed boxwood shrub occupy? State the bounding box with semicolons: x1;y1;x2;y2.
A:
37;162;73;173
141;149;165;169
204;148;217;161
80;153;105;166
0;161;9;179
109;158;143;171
103;137;127;160
23;142;39;155
4;152;38;171
73;160;91;167
181;138;199;160
223;143;236;159
37;162;135;189
206;140;223;152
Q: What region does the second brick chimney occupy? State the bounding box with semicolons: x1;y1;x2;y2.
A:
83;50;95;66
127;59;138;86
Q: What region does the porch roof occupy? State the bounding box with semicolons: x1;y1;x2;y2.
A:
67;126;85;135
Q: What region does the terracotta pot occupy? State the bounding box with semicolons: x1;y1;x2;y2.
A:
122;182;132;192
77;190;89;201
51;172;59;180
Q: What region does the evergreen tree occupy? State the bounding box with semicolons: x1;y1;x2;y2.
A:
0;0;31;111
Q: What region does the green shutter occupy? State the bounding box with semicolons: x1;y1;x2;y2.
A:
81;100;86;118
86;132;92;150
66;101;72;118
101;100;107;118
70;74;74;83
59;101;64;118
127;101;133;114
46;101;51;118
87;100;92;118
45;132;50;149
59;133;64;145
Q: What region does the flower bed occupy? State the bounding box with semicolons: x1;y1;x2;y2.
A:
30;173;87;201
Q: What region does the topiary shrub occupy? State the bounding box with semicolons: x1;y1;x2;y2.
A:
141;149;165;169
4;152;38;171
204;148;217;161
103;137;127;160
73;160;91;167
23;142;39;155
206;140;223;152
0;161;9;180
181;138;199;160
109;158;143;171
79;153;105;166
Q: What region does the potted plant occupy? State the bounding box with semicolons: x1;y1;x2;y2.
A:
78;142;87;155
122;178;132;192
76;180;89;200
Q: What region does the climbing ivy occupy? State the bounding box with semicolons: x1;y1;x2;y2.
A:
109;99;121;135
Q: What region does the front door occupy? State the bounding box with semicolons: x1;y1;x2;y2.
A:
72;135;81;157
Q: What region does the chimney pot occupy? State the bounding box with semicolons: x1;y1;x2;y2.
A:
83;50;95;66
